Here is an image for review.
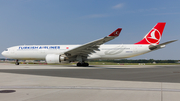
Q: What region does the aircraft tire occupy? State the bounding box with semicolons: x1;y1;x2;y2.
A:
15;62;19;65
77;63;81;66
76;63;89;67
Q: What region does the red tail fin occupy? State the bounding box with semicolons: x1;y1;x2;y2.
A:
135;22;166;45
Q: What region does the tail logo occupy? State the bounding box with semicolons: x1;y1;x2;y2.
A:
114;31;119;36
148;30;158;40
145;28;161;44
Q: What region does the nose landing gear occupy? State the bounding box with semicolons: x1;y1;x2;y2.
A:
15;60;19;65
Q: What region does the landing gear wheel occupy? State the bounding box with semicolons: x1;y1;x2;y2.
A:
15;60;19;65
76;62;89;67
77;63;81;66
83;63;89;67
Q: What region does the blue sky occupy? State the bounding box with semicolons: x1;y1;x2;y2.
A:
0;0;180;60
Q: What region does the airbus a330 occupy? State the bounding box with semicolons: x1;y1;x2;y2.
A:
1;22;177;66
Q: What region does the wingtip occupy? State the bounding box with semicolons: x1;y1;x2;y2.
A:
108;28;122;36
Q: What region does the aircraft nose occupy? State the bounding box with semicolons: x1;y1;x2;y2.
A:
1;51;6;56
1;51;4;56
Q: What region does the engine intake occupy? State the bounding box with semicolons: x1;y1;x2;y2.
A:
45;54;68;63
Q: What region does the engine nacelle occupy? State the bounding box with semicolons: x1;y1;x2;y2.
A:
45;54;68;63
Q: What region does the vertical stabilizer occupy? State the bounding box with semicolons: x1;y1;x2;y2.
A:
135;22;166;45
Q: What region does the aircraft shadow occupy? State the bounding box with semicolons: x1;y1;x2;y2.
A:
1;65;180;83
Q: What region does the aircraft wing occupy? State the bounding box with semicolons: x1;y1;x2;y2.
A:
149;40;177;50
64;28;122;58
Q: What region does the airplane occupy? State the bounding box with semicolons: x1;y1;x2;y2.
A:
1;22;177;66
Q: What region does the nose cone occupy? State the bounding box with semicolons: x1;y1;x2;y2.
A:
1;51;7;57
1;51;5;56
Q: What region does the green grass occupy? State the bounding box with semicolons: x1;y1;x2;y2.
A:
88;62;180;65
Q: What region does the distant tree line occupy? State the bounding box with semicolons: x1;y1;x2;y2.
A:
0;58;15;61
89;59;179;63
0;58;179;63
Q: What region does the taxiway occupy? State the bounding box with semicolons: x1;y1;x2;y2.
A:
0;63;180;101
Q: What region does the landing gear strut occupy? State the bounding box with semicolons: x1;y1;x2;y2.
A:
15;60;19;65
76;56;89;66
76;62;89;67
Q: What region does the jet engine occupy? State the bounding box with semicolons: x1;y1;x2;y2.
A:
45;54;68;63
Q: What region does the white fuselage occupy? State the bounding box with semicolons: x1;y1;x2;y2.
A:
2;44;151;60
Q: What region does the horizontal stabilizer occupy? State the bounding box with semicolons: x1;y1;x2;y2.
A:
149;40;177;50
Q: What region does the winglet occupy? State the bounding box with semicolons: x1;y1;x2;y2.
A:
108;28;122;36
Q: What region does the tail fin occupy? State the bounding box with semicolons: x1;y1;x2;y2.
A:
135;22;166;45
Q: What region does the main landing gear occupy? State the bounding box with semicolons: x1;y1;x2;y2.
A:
76;62;89;67
76;56;89;66
15;59;19;65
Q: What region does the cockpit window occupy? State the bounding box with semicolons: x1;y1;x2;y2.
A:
5;49;8;51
